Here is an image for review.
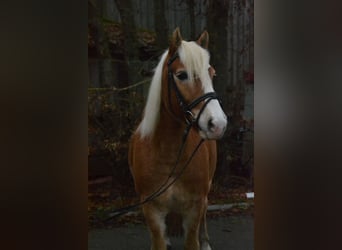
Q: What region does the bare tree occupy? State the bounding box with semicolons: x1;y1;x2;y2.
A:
153;0;168;50
114;0;139;88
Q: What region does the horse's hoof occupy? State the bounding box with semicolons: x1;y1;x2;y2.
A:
200;241;212;250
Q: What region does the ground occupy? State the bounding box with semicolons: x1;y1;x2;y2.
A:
89;215;253;250
88;176;254;249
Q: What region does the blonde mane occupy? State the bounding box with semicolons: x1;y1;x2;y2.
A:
137;41;211;138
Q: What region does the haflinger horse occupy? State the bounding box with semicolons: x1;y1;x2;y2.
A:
129;28;227;250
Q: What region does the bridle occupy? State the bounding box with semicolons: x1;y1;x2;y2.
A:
167;53;221;131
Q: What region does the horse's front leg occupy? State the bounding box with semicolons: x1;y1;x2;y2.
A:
142;202;169;250
182;199;206;250
199;205;212;250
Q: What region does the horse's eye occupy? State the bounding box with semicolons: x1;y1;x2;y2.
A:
175;72;188;81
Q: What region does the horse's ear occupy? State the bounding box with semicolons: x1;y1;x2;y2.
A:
196;30;209;49
169;27;183;55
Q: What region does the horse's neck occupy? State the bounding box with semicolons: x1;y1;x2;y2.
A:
154;106;187;146
150;109;189;165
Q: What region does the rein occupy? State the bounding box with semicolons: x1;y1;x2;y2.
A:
104;53;218;221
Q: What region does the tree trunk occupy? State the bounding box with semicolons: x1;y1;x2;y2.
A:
207;0;229;105
207;0;230;180
153;0;168;50
114;0;139;88
187;0;196;39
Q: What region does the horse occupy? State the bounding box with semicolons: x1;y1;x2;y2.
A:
128;28;227;250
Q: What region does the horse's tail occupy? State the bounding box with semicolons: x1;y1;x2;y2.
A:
166;212;183;237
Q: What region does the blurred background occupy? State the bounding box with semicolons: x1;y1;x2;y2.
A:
88;0;254;223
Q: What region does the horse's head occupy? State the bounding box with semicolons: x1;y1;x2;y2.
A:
163;28;227;140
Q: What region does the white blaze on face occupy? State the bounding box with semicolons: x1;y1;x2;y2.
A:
196;77;227;140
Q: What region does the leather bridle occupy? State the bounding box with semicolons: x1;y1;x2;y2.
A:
167;53;220;130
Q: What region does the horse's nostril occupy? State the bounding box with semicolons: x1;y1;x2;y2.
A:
208;118;215;131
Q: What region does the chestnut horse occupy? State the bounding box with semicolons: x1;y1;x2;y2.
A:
129;28;227;250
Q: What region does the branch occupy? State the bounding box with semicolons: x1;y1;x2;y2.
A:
88;78;150;93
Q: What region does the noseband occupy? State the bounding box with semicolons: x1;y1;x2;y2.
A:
167;53;220;129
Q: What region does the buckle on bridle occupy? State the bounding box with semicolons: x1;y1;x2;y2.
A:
185;110;196;125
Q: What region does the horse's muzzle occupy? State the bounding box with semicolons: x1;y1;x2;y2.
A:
199;116;227;140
